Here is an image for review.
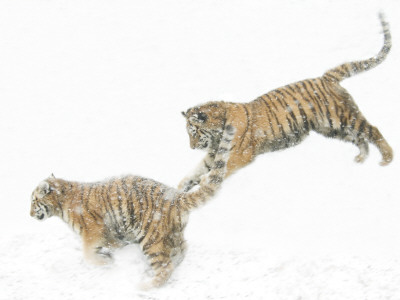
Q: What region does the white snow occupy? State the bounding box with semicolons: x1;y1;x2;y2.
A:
1;0;400;299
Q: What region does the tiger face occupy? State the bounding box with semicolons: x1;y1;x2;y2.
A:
182;101;226;150
30;180;56;221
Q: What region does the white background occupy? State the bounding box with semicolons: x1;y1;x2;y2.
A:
0;0;399;299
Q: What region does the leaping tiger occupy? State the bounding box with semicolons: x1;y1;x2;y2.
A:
180;13;393;192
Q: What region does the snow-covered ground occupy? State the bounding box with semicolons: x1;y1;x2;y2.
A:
1;0;399;299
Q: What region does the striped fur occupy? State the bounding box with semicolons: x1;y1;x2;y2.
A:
30;126;235;289
179;14;392;192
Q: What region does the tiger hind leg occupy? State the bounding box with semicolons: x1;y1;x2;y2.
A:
354;137;369;163
315;119;392;165
366;125;393;165
339;130;370;163
345;120;393;165
170;239;187;267
139;241;175;290
139;254;174;290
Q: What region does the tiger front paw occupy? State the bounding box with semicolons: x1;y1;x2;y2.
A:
85;247;114;266
178;178;200;192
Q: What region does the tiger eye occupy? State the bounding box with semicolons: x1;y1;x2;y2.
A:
197;112;208;123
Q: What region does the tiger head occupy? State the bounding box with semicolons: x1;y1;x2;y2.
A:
30;175;58;221
182;101;227;150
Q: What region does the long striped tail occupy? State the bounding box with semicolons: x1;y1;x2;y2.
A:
179;125;236;211
323;13;391;82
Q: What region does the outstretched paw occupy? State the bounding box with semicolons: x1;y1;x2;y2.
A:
178;179;200;192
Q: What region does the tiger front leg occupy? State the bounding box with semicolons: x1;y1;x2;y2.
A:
178;152;215;192
81;227;114;266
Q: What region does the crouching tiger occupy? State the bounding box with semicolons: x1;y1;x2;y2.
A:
30;126;235;289
179;13;393;192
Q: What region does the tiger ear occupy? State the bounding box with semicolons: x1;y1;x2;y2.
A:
38;181;51;198
181;111;187;117
50;173;55;179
